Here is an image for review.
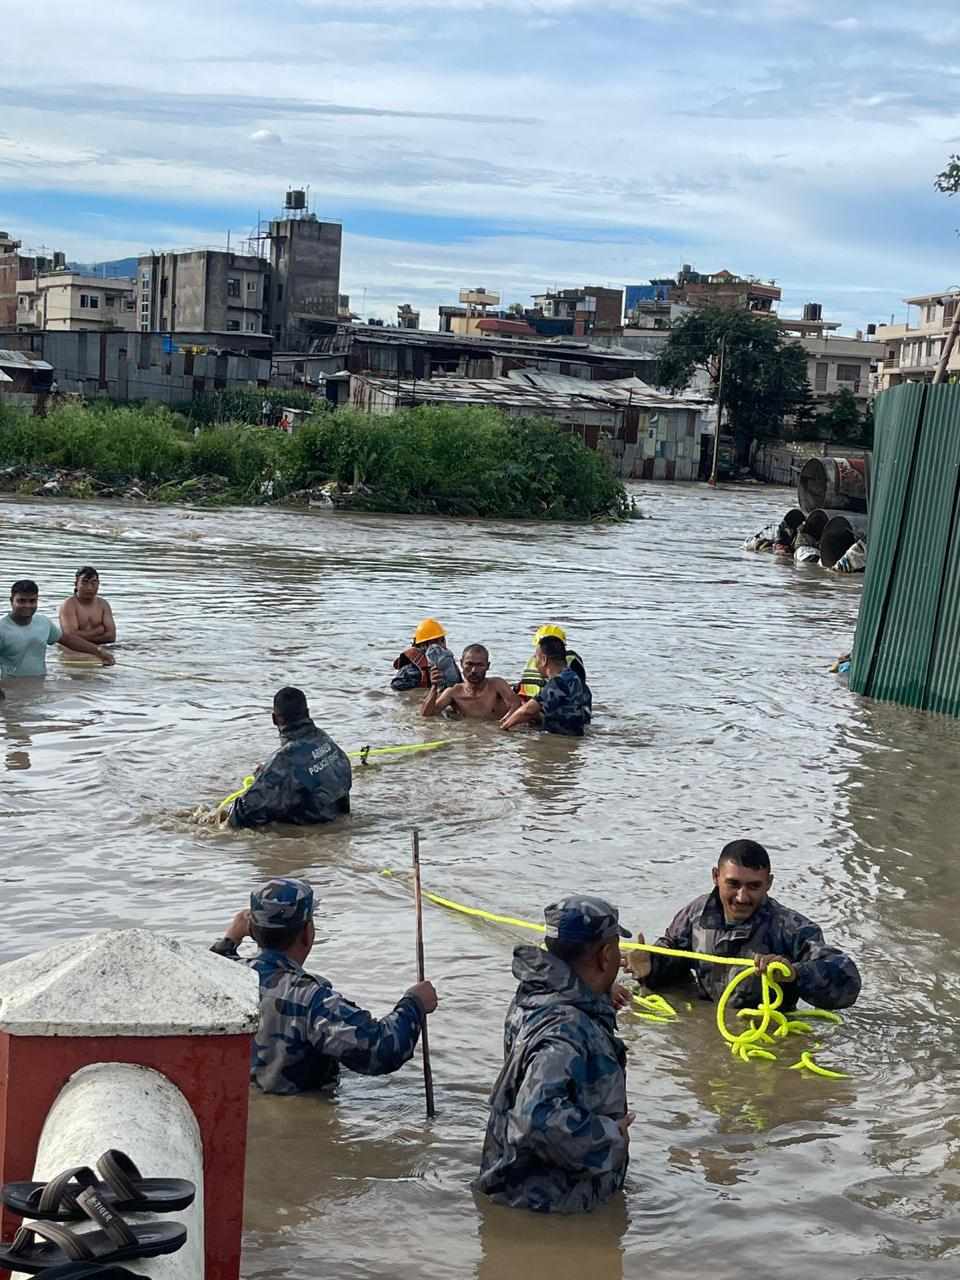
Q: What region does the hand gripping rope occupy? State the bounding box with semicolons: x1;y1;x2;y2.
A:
412;887;849;1080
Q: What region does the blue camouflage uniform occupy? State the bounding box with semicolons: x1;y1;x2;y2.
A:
228;716;352;829
477;896;631;1214
212;878;425;1094
643;888;861;1011
535;668;591;736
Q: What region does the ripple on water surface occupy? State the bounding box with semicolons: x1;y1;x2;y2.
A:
2;487;957;1278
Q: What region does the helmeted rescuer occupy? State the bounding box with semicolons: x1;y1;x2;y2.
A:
625;839;862;1011
517;624;589;710
211;877;438;1094
226;686;352;829
477;895;634;1214
391;617;461;691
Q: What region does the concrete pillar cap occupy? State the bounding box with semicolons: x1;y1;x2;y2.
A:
0;929;258;1037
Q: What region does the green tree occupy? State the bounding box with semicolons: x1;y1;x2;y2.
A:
816;388;860;443
656;307;813;465
935;155;960;195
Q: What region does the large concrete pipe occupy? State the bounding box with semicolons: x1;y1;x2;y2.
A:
798;456;869;515
819;512;869;569
12;1064;204;1280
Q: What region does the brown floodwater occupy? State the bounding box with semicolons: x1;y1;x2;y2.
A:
3;484;960;1279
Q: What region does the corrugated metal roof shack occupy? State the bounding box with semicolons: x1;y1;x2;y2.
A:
849;382;960;714
348;372;709;480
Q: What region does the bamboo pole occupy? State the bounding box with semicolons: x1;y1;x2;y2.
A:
411;828;436;1118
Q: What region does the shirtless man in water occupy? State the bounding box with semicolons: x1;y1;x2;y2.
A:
58;567;116;645
422;644;520;719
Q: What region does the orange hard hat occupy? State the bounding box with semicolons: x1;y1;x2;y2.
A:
414;618;445;644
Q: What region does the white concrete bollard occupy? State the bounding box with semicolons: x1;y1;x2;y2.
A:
12;1063;203;1279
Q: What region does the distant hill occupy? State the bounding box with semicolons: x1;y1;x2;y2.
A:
67;257;140;279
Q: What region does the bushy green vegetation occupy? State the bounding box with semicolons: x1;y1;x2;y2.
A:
0;400;628;520
181;387;325;426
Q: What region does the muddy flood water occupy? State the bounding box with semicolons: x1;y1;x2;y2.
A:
4;483;960;1279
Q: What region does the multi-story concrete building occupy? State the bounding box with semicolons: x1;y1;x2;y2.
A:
625;266;781;322
529;286;623;336
15;272;137;331
268;206;342;351
0;234;66;330
136;250;269;335
874;290;960;390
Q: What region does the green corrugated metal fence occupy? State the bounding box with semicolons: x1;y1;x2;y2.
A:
849;382;960;713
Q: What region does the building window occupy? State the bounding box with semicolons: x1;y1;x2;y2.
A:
126;300;136;311
17;296;25;309
945;300;957;324
80;294;89;308
227;278;241;298
814;362;828;392
246;279;257;292
925;304;938;324
227;319;241;331
836;364;860;382
276;284;283;302
246;321;258;331
106;295;116;307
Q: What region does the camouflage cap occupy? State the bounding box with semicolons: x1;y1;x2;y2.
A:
250;877;314;929
543;895;631;943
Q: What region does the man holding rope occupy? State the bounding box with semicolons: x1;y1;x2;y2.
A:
625;840;861;1011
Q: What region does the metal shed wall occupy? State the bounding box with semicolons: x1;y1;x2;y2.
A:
849;382;960;713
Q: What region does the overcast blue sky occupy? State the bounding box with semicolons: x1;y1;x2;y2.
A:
1;0;959;330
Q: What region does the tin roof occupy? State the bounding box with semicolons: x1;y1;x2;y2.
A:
353;371;706;413
0;349;54;371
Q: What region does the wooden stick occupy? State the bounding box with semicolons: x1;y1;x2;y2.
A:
411;827;436;1118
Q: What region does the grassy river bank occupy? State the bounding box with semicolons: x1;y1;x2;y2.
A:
0;399;630;521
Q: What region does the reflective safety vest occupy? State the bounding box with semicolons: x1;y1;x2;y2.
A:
393;645;431;688
518;649;585;700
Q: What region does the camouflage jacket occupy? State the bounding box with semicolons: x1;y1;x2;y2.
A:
229;717;352;830
536;668;591;737
645;890;862;1011
477;945;628;1214
211;943;424;1094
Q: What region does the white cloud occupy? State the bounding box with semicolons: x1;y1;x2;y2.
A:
0;0;958;336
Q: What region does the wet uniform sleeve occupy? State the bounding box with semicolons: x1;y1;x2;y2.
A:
645;903;696;989
786;922;862;1010
307;988;423;1076
509;1037;627;1176
229;759;296;829
391;663;424;692
46;621;62;645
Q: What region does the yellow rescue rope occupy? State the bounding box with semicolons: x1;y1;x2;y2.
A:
418;887;849;1079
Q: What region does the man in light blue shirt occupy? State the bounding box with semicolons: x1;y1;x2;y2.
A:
0;579;115;694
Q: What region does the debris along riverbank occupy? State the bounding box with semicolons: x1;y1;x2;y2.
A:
0;400;632;521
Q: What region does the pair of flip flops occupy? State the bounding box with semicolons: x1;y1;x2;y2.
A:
0;1150;194;1274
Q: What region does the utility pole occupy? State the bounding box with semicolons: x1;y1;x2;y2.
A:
933;290;960;384
708;334;726;487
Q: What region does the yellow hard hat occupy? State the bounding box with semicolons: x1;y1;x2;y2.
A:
414;618;445;644
534;623;567;644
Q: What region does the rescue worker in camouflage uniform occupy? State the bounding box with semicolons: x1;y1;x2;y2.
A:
226;687;352;830
626;839;861;1011
477;896;634;1214
211;877;438;1094
499;635;591;737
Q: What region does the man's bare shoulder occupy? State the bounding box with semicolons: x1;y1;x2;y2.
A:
487;676;516;693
